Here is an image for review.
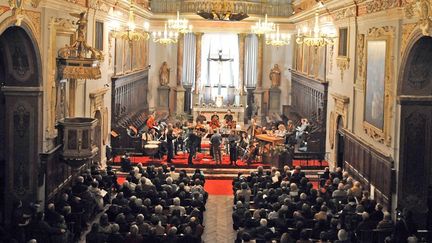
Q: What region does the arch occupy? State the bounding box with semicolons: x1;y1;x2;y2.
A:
94;110;103;166
0;23;43;224
335;115;345;169
0;16;42;86
398;29;432;96
397;30;432;228
0;25;41;86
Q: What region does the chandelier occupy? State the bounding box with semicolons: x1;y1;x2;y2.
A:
296;12;336;47
168;11;193;33
196;1;248;21
251;14;275;35
152;23;179;45
265;25;291;47
110;0;150;42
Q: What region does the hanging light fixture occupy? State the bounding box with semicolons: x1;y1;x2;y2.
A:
251;14;275;35
168;11;193;33
110;0;150;42
296;11;336;47
152;23;179;45
265;25;291;47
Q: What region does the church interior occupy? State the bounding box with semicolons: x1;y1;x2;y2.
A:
0;0;432;242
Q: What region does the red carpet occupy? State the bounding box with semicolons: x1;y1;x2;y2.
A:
112;153;328;168
204;179;233;195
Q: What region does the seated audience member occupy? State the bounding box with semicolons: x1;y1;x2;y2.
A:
377;212;394;230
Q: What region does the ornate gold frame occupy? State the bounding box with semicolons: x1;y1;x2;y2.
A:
362;26;395;146
336;27;350;81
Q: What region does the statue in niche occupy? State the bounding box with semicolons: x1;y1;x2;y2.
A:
159;61;170;86
269;64;281;88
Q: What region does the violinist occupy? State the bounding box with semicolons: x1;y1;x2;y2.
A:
238;132;249;157
210;112;220;131
195;120;206;152
196;111;207;124
224;109;234;129
146;111;156;130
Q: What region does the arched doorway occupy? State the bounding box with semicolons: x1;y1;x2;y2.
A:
94;110;102;167
398;34;432;229
0;25;42;224
335;116;345;169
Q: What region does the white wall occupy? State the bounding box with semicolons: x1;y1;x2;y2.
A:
148;41;178;110
263;41;294;112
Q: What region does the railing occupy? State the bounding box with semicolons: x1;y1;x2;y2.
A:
150;0;294;17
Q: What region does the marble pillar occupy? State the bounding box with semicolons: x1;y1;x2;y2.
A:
254;35;265;124
175;33;185;115
239;33;247;123
193;33;203;106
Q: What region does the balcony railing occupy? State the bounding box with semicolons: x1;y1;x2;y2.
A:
150;0;294;17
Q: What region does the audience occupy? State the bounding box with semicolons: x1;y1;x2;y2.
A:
9;163;207;243
232;166;416;243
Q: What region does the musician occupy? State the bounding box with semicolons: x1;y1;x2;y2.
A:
187;129;201;165
142;128;156;146
210;129;223;164
224;109;234;128
146;111;156;130
238;132;249;157
210;112;220;130
195;121;206;153
173;122;184;155
275;124;287;137
227;130;239;166
166;125;175;163
247;117;259;138
196;111;207;124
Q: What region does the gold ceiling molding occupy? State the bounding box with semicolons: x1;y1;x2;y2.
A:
332;6;356;21
0;6;10;16
365;0;400;14
362;26;395;146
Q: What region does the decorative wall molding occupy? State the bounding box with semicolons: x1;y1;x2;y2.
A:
332;6;356;21
336;57;350;81
329;93;349;149
45;17;76;138
363;26;395;146
401;23;417;57
356;34;366;90
405;0;432;36
366;0;400;14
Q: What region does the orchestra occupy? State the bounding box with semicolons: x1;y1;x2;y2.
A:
115;109;310;167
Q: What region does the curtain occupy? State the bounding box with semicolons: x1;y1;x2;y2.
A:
244;34;258;88
182;33;196;86
201;33;239;104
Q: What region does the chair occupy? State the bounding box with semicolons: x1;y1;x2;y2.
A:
358;229;374;243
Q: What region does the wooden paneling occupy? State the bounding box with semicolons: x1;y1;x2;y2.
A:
343;130;394;208
290;71;328;155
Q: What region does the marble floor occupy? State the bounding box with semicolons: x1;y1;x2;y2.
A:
202;195;237;243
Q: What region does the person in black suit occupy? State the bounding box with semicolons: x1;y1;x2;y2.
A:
187;129;200;165
166;126;175;163
227;130;239;165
